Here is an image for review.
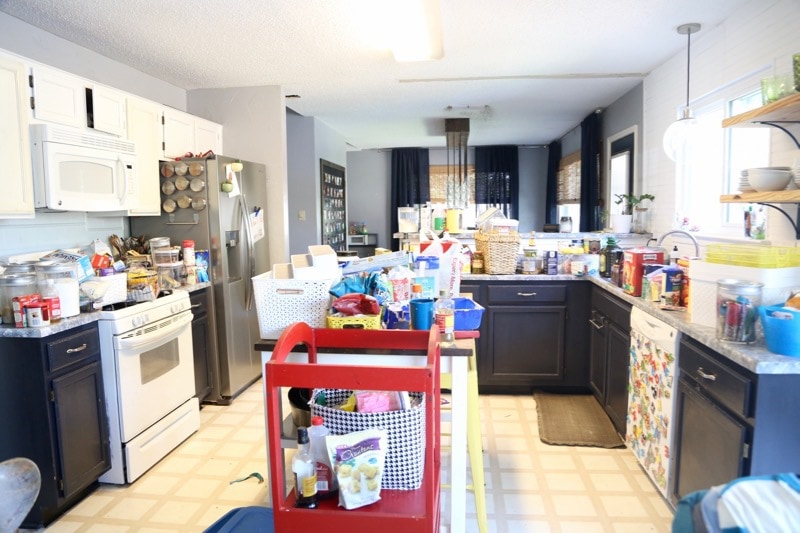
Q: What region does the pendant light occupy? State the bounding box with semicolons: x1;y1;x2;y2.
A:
662;23;701;162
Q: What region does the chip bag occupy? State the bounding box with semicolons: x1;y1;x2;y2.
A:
327;428;388;510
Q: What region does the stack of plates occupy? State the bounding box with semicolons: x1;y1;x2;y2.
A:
738;169;753;192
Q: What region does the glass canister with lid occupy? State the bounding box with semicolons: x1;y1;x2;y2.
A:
35;262;80;318
0;274;37;325
716;279;763;343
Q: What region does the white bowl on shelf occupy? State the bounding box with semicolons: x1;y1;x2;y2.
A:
746;168;792;191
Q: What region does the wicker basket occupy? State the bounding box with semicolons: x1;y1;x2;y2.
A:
475;231;520;274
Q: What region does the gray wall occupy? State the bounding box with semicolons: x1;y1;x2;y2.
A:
518;146;549;233
285;110;347;256
602;83;644;195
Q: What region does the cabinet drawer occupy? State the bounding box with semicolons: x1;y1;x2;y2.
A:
593;288;631;329
679;338;753;418
487;284;566;305
47;326;101;374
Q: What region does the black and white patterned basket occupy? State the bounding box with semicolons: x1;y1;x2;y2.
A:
310;388;426;490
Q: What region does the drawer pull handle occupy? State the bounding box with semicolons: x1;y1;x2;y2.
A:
66;344;88;354
589;318;605;330
190;303;203;309
517;292;537;297
696;367;716;381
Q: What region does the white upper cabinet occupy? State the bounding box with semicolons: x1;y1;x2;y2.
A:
0;56;35;218
30;65;86;128
126;97;163;216
195;116;223;156
162;108;223;159
90;84;127;136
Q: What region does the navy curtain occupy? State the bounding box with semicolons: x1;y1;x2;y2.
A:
579;112;602;232
545;140;560;225
390;148;430;247
474;145;519;219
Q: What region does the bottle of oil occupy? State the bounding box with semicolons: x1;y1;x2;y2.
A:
292;427;318;508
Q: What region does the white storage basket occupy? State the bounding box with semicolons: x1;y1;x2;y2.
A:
252;271;335;339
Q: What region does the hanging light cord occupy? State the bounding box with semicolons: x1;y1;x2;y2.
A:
684;30;691;109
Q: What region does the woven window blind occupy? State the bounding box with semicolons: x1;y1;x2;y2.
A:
557;151;581;204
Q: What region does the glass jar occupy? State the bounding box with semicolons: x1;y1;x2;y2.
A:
35;262;80;319
716;279;763;343
1;261;37;275
559;216;573;233
0;274;37;325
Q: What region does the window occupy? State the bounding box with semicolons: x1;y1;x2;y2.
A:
677;82;769;235
557;150;581;229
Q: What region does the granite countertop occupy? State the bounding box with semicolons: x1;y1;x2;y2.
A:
0;283;211;339
463;272;800;375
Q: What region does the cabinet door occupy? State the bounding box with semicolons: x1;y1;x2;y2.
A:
671;378;749;506
588;310;607;400
0;56;34;218
127;97;163;215
605;320;630;435
90;84;127;136
162;107;195;159
31;65;86;127
195;116;223;155
481;305;565;391
51;358;110;501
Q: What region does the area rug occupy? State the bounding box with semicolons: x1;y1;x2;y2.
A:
534;391;624;448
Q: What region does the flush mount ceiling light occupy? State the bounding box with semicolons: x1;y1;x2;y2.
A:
388;0;443;62
663;22;702;162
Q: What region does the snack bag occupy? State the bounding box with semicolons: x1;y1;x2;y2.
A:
326;428;388;510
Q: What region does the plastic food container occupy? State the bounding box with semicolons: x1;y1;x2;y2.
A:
453;297;485;330
34;262;80;318
716;279;763;343
760;305;800;357
157;262;184;291
152;247;180;265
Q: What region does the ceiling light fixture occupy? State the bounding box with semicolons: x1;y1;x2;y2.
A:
662;22;701;162
446;118;469;208
389;0;443;62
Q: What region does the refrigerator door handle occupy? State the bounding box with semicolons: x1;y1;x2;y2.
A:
238;194;256;310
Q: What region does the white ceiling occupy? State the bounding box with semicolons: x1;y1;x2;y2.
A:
0;0;752;150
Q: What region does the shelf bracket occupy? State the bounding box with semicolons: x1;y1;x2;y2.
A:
756;202;800;240
754;121;800;149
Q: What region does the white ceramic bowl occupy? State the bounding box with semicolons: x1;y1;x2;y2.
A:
747;168;792;191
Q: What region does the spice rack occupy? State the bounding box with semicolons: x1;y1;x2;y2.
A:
263;325;441;532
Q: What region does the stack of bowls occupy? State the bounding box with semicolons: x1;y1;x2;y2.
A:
745;167;792;191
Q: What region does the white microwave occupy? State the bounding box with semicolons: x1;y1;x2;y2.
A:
30;123;138;212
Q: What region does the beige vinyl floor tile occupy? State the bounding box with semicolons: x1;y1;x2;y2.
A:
32;383;673;532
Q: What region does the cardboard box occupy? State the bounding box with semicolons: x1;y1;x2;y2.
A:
544;250;559;275
622;248;664;297
308;245;339;270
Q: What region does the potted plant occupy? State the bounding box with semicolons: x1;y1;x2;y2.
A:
613;193;655;233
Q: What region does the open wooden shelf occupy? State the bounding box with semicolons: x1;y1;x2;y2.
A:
722;93;800;128
721;190;800;203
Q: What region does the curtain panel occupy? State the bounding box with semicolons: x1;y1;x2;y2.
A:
579;112;602;232
390;148;430;246
545;140;561;224
474;145;519;219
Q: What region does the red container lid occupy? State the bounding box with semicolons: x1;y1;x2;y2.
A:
182;240;195;247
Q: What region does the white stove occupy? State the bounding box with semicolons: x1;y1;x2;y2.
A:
97;290;200;484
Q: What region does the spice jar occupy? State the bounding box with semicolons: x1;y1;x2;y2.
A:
471;252;485;274
716;279;763;343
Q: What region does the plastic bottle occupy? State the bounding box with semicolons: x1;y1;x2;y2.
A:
670;245;679;266
308;416;337;498
434;289;455;343
431;204;445;232
182;240;195;266
292;427;317;508
411;283;424;300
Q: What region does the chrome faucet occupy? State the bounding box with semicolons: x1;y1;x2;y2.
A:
656;230;700;258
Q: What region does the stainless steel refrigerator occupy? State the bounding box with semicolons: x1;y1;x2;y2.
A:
130;155;270;404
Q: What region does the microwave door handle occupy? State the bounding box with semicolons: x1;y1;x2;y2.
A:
117;156;128;201
239;195;255;310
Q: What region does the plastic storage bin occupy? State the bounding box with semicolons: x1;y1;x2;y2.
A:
453;297;485;330
759;305;800;357
252;271;335;339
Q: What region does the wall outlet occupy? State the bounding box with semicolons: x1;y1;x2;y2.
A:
298;210;306;221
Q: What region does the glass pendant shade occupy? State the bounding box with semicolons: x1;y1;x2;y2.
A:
662;108;697;162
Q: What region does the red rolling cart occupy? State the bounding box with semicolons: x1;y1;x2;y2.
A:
264;323;441;532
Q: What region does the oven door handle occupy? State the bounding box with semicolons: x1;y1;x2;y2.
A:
115;312;193;354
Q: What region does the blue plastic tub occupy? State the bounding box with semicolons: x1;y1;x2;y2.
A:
204;506;274;532
453;297;485;330
759;305;800;357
